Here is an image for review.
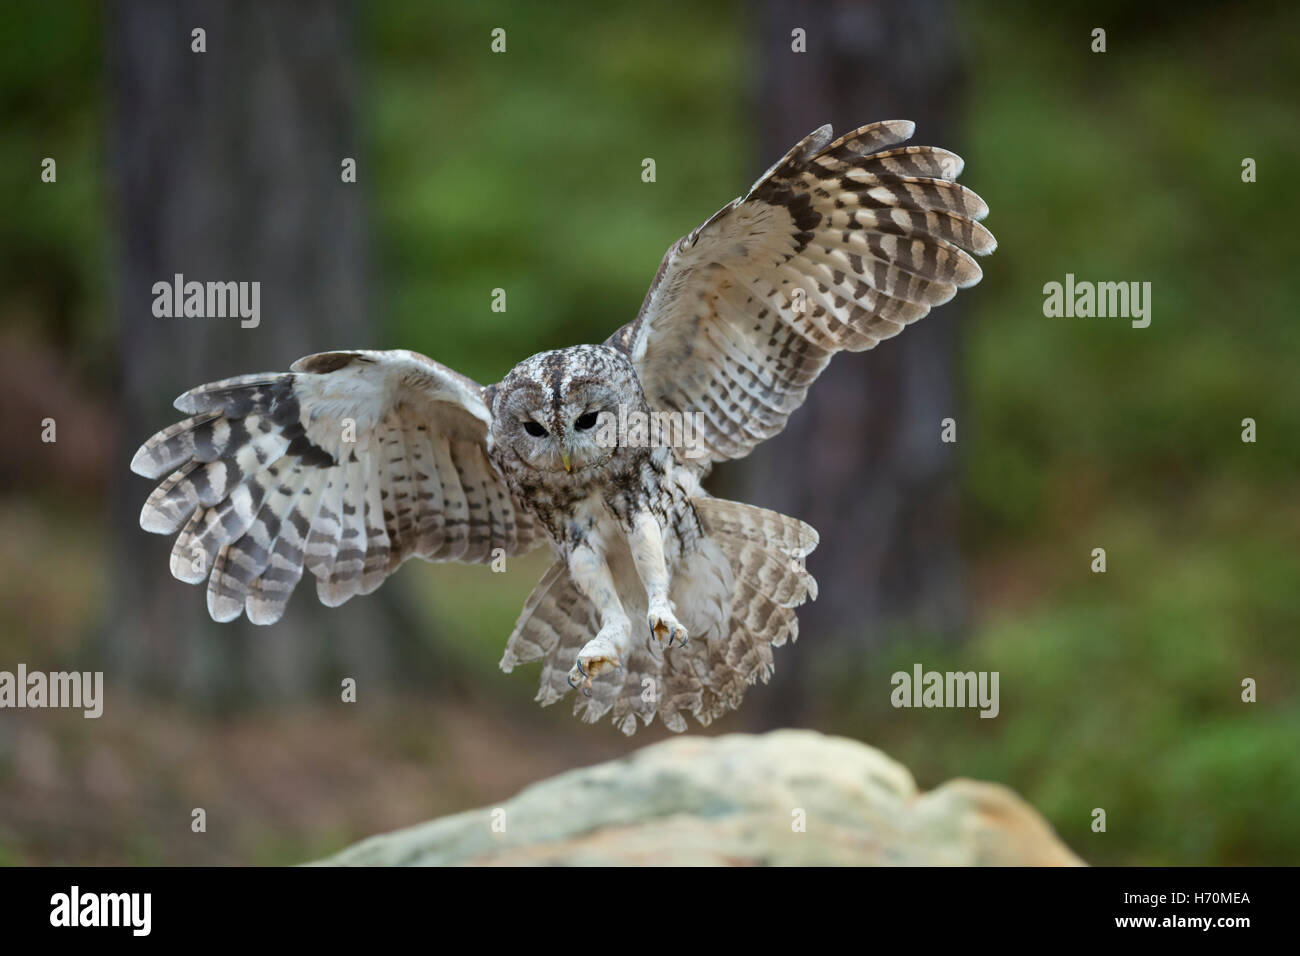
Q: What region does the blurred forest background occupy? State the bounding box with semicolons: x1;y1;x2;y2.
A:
1;0;1298;865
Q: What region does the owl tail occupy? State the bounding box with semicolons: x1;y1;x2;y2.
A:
498;497;818;736
678;496;820;722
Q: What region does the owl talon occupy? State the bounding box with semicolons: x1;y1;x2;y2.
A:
567;628;626;695
647;603;688;651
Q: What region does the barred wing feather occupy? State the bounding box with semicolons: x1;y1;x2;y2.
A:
131;349;542;624
610;120;995;471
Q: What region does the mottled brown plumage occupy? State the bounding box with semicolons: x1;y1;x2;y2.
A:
132;120;993;733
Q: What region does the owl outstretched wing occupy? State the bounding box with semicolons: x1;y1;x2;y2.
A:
131;349;542;624
608;120;995;470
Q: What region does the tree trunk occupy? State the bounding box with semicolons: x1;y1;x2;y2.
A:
103;0;430;702
731;0;970;726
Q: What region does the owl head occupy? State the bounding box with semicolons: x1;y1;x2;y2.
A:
489;344;646;476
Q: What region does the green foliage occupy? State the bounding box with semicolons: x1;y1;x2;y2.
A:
838;503;1300;863
962;3;1300;541
363;0;745;384
0;1;107;370
846;3;1300;863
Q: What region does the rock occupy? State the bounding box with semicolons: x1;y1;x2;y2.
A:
315;730;1083;866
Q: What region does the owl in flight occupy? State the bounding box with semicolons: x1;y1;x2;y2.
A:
132;120;994;735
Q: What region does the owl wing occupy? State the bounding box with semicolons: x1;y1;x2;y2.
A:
131;349;543;624
608;120;995;471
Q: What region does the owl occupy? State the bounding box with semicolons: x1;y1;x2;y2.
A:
132;121;994;735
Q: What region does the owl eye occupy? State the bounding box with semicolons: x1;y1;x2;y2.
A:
523;420;548;438
574;411;599;431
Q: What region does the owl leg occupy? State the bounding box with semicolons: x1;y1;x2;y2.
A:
628;511;688;650
565;541;631;694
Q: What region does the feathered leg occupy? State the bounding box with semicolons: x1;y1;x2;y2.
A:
628;511;688;649
565;539;632;694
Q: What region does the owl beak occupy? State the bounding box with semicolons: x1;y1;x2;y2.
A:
560;449;572;473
